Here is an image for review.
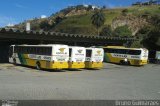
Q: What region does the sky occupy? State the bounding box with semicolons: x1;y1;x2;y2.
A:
0;0;147;27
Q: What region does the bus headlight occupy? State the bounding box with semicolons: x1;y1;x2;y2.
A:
124;58;127;62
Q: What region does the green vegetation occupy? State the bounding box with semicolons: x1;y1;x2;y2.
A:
113;25;132;37
100;25;112;36
132;0;160;6
131;14;160;50
12;5;160;50
13;5;160;35
141;15;160;50
39;20;51;31
121;9;128;16
141;28;160;50
130;40;143;48
54;5;160;35
91;10;105;35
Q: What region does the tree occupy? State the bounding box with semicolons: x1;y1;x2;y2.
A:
130;40;143;48
121;9;128;16
102;5;106;9
39;20;50;31
135;25;152;39
130;25;153;48
91;10;105;36
113;25;132;37
149;0;157;4
141;28;160;50
140;15;160;50
55;16;63;24
87;5;93;11
149;14;160;28
100;25;112;36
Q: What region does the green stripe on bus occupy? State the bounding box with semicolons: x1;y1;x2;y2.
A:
21;54;27;65
18;54;23;64
18;54;27;65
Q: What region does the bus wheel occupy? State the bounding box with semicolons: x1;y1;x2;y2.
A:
36;62;41;70
120;60;124;65
13;58;16;65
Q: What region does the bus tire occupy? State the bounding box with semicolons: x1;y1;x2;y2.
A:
13;58;16;65
36;62;41;70
120;60;124;65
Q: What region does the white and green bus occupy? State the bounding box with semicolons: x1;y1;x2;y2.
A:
9;44;69;70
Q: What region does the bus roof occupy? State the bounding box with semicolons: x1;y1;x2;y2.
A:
86;48;103;50
103;46;147;51
69;46;85;48
11;44;68;47
103;46;125;48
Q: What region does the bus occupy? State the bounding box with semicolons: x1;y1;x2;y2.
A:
85;48;104;69
103;46;149;66
9;44;69;70
68;46;86;69
155;51;160;63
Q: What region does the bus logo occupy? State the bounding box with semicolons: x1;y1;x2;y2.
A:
97;50;101;55
59;48;65;53
78;49;82;53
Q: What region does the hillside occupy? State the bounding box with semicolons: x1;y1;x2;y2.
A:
11;5;160;36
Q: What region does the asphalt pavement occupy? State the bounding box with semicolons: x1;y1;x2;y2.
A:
0;63;160;100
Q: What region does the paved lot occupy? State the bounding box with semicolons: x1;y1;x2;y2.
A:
0;63;160;100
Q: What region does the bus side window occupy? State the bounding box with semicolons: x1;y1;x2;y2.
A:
104;48;109;52
86;50;92;57
104;48;113;53
128;50;141;55
45;47;51;55
36;47;39;55
38;47;42;55
20;47;23;53
69;48;72;57
42;47;46;55
118;49;127;54
48;47;52;55
28;47;31;54
31;47;35;54
17;46;20;53
14;47;17;53
34;47;36;54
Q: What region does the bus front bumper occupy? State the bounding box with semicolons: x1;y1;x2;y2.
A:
68;62;85;69
130;60;148;66
85;62;103;69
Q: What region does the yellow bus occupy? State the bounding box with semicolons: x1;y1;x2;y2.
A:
103;46;148;66
9;44;69;70
85;48;104;69
68;46;86;69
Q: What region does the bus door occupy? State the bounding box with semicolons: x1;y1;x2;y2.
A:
86;49;92;62
85;49;92;68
